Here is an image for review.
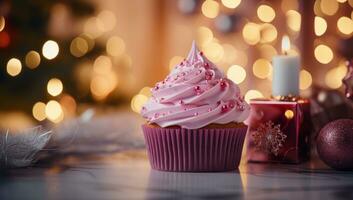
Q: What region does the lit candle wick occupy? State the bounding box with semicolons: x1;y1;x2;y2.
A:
281;35;290;55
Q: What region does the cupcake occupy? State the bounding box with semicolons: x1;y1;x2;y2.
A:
141;41;250;172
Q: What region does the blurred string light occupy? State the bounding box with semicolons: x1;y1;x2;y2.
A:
106;36;126;57
320;0;338;16
337;16;353;35
314;16;327;36
196;26;214;47
131;94;148;113
80;34;95;51
286;10;301;32
45;100;64;123
90;74;118;100
242;22;260;45
325;63;347;89
93;55;112;74
139;87;152;97
299;69;312;90
97;10;116;32
245;90;263;103
169;56;184;71
221;0;241;9
25;50;41;69
257;5;276;23
221;44;237;64
203;40;224;63
0;16;5;32
84;17;105;38
6;58;22;77
201;0;220;19
259;44;277;60
314;44;333;64
70;36;89;57
281;0;298;12
252;59;272;79
60;94;77;118
260;23;277;43
42;40;59;60
337;0;347;3
47;78;63;97
32;102;46;121
227;65;246;84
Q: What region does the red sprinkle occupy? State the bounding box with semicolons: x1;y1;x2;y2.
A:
221;105;229;113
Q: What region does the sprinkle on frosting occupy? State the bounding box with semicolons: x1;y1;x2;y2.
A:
141;41;250;129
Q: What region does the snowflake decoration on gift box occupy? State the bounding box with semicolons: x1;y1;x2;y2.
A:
252;121;287;156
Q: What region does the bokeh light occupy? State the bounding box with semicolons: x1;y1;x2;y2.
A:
337;16;353;35
196;26;214;47
320;0;339;16
97;10;116;32
45;100;64;123
325;64;347;89
245;90;264;103
106;36;126;57
242;22;260;45
6;58;22;77
201;0;220;19
42;40;59;60
227;65;246;84
47;78;63;97
169;56;184;71
314;44;333;64
252;59;272;79
221;44;237;64
203;41;224;63
131;94;149;113
260;23;277;43
286;10;301;32
284;109;294;119
314;16;327;36
70;37;89;57
281;0;298;12
32;102;46;121
221;0;241;9
259;44;277;60
93;55;112;74
257;5;276;23
90;74;118;100
299;69;312;90
25;50;41;69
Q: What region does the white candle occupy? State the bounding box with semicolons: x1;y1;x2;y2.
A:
272;36;300;97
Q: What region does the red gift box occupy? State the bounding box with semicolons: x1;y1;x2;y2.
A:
246;98;311;164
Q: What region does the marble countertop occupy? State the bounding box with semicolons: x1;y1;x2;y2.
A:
1;150;353;200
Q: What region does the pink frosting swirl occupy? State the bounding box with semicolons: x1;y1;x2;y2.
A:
141;41;250;129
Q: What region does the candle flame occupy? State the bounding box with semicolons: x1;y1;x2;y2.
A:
281;35;290;54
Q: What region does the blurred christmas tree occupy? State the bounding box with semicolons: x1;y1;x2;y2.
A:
0;0;123;121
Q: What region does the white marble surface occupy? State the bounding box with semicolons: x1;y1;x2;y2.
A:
1;150;353;200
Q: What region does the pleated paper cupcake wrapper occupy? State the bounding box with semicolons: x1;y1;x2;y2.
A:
142;125;247;172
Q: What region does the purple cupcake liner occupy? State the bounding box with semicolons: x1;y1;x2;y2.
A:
142;125;247;172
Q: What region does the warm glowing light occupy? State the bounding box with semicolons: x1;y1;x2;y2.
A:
314;16;327;36
201;0;220;19
90;74;118;100
260;23;277;43
47;78;63;97
25;51;41;69
131;94;149;113
286;10;301;32
196;26;214;47
281;35;291;54
253;59;272;79
245;90;264;103
139;87;152;97
299;70;312;90
242;23;260;45
32;102;46;121
203;41;224;63
281;0;298;12
259;44;277;60
93;55;112;74
325;64;347;89
97;10;116;32
80;34;95;51
257;5;276;23
221;44;237;64
337;17;353;35
60;94;77;118
221;0;241;9
0;16;5;32
84;17;104;38
320;0;339;16
284;110;294;119
42;40;59;60
106;36;125;57
337;0;347;3
6;58;22;77
227;65;246;84
70;37;89;57
45;100;64;123
169;56;184;71
314;44;333;64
